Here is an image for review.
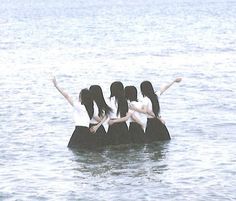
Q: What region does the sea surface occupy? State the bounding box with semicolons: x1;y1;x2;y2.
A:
0;0;236;200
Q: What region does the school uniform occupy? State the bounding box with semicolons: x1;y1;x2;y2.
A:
128;101;146;144
142;92;171;142
67;101;92;149
89;101;107;147
107;97;130;145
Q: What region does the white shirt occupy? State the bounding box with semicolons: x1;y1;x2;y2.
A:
73;101;90;127
142;91;161;118
129;101;144;123
107;97;120;119
90;101;99;124
128;100;147;129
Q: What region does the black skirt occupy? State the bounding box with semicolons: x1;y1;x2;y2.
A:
107;122;130;145
129;122;145;144
68;126;94;149
145;118;171;142
89;123;107;147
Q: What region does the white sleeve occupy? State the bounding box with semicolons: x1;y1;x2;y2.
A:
73;101;80;111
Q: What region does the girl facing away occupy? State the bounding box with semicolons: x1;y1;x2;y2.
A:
107;81;130;145
52;77;95;149
131;78;182;142
109;86;146;144
89;85;112;147
125;86;146;144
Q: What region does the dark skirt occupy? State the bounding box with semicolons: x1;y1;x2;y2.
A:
129;122;145;144
145;118;171;142
89;123;107;147
107;122;130;145
68;126;94;149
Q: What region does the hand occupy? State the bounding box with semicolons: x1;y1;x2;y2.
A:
90;126;98;133
175;77;182;83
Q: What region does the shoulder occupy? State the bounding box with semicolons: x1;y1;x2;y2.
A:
130;101;139;107
109;97;116;105
142;96;150;103
73;101;82;110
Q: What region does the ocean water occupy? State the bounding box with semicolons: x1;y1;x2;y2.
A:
0;0;236;200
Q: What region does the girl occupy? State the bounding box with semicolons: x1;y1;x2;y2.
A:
89;85;112;147
131;78;182;142
107;81;130;145
52;77;94;149
125;86;146;144
108;86;145;144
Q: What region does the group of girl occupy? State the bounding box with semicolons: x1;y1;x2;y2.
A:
52;77;182;149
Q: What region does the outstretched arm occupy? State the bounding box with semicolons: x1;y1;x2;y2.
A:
158;77;182;95
52;77;74;106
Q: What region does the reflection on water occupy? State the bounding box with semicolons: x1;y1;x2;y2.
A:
70;142;170;178
66;142;172;200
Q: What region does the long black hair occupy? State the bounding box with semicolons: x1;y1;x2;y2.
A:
89;85;112;116
125;86;138;102
140;81;160;117
80;88;94;119
110;81;128;117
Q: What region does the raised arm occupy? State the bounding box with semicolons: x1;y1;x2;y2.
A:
158;77;182;95
52;77;74;106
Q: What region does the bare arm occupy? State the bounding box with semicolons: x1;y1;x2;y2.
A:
94;116;102;122
159;77;182;95
130;104;155;118
131;114;145;130
90;115;108;133
108;111;132;125
129;104;146;114
52;77;74;106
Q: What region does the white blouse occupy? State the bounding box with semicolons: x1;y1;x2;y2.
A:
142;91;161;118
129;101;144;123
107;97;120;119
73;101;90;127
90;101;99;124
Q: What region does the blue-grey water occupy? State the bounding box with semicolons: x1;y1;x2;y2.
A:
0;0;236;200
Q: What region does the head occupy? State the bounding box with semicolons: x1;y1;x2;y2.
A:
79;89;92;105
110;81;124;98
125;86;138;102
79;88;94;119
110;81;128;117
89;85;112;116
89;85;103;102
140;81;155;97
